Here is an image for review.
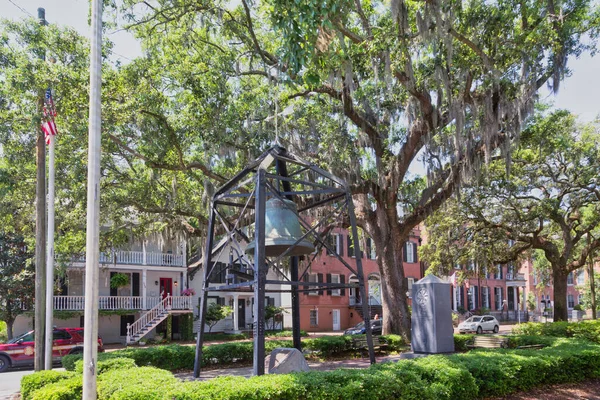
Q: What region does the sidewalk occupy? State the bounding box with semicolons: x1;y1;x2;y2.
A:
175;353;410;381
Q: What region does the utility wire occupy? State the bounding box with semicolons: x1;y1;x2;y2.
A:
6;0;34;17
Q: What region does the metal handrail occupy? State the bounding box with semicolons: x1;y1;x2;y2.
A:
127;294;171;344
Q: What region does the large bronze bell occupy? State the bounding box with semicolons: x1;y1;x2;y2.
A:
246;197;315;257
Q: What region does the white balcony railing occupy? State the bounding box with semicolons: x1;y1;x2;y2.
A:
57;250;185;267
53;295;194;311
506;273;526;281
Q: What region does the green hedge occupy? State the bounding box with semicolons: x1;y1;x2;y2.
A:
74;357;137;374
26;336;600;400
62;335;405;372
453;334;475;351
30;376;82;400
21;370;76;400
512;320;600;343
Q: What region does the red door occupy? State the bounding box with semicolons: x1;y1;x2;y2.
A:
160;278;173;299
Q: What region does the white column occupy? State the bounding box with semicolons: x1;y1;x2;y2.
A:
142;240;147;265
513;287;518;311
453;286;458;311
142;269;147;309
183;270;188;289
233;294;239;331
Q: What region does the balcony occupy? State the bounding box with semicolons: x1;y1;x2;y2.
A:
53;295;194;311
506;272;527;286
56;250;186;268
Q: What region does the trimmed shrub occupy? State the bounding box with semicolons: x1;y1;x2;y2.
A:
74;357;137;374
512;320;600;344
97;366;178;400
203;333;248;342
453;333;474;351
21;370;76;400
30;376;82;400
265;329;309;337
380;334;407;351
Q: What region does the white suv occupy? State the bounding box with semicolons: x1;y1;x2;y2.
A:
458;315;500;334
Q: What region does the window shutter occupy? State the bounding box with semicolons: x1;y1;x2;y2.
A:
474;286;479;309
338;235;343;257
110;272;118;296
413;243;418;263
366;238;372;259
326;274;332;295
132;273;140;297
460;286;464;306
487;288;491;308
347;236;352;257
317;273;324;295
402;242;408;262
340;275;346;296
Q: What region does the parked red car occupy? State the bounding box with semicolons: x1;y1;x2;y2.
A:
0;327;104;372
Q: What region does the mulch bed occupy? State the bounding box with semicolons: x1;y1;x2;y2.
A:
490;379;600;400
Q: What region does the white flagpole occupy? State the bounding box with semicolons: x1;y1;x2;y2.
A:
44;131;55;370
83;0;102;397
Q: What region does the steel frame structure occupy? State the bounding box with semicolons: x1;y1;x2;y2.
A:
193;146;375;377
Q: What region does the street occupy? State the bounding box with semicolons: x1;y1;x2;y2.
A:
0;367;65;400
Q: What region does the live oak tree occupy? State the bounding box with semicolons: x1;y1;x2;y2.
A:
117;0;599;338
0;232;34;339
422;111;600;321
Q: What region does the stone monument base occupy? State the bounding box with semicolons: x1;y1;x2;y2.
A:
265;347;310;374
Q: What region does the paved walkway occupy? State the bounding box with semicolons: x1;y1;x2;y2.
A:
176;353;421;381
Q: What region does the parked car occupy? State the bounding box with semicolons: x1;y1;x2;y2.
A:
458;315;500;334
343;319;382;335
0;327;104;372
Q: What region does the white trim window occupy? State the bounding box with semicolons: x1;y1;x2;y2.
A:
567;272;574;285
482;286;490;308
567;294;575;309
495;287;503;310
327;233;343;256
331;274;341;296
404;241;417;263
577;270;585;286
309;309;318;327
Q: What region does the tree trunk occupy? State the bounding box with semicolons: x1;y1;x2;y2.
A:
375;232;411;340
6;320;14;341
552;267;569;321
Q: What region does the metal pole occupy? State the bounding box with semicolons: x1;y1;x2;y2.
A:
253;168;267;376
588;234;597;319
83;0;102;398
347;193;376;364
193;209;216;378
34;7;47;372
44;129;56;369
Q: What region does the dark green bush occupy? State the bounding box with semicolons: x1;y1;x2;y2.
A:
303;336;352;356
512;320;600;344
97;366;178;400
453;333;475;351
21;370;76;400
380;334;407;351
74;357;137;374
30;376;82;400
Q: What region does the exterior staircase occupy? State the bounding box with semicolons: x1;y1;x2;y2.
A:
126;295;181;344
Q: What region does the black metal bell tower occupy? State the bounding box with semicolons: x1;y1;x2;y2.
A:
193;146;375;377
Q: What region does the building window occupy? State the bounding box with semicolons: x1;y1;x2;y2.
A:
406;277;415;298
495;287;503;311
403;242;417;263
577;270;585;286
309;309;318;327
308;274;319;295
567;272;574;285
482;287;490;308
494;265;503;280
567;294;575;309
467;288;474;310
578;293;584;305
347;236;356;258
467;260;475;271
331;274;341;296
327;233;343;256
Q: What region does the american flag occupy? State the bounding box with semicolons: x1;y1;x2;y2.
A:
41;88;57;144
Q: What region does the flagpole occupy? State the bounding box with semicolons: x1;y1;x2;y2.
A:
44;130;55;370
83;0;102;398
